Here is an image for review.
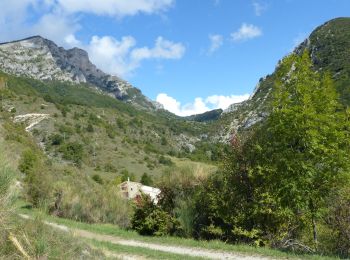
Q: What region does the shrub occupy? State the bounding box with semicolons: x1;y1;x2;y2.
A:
121;169;135;182
132;195;179;236
104;162;117;173
161;136;168;145
92;174;103;184
140;172;153;186
59;142;83;166
18;150;38;174
49;133;64;146
18;150;52;207
105;125;116;139
325;188;350;257
158;155;173;166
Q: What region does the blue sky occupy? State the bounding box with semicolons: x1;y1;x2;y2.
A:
0;0;349;115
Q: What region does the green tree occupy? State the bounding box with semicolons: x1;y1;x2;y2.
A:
263;51;350;248
59;142;84;166
194;52;350;249
120;169;135;182
140;172;153;186
18;150;38;174
49;133;64;146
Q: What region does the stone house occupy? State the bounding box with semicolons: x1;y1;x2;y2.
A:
119;179;161;204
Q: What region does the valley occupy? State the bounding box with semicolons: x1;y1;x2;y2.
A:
1;16;350;260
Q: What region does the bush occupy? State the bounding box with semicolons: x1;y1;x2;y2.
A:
325;188;350;257
59;142;83;166
92;174;103;184
105;125;116;139
140;172;153;186
131;195;179;236
121;169;135;182
104;162;117;173
18;150;38;174
161;136;168;145
158;155;173;166
49;134;64;146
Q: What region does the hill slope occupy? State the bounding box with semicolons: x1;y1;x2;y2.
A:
214;17;350;141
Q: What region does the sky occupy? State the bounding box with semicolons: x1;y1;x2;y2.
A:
0;0;349;116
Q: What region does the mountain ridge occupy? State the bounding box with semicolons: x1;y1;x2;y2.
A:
0;35;160;110
212;17;350;142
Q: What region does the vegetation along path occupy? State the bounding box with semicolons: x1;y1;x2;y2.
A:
19;214;273;260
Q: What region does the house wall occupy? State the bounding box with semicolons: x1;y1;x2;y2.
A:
119;181;161;204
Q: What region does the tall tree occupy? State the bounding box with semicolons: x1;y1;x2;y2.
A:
265;51;350;248
194;51;350;249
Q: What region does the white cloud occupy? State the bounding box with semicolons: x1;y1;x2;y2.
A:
0;0;182;78
57;0;174;17
88;35;138;77
208;34;223;54
0;0;38;41
87;35;185;77
205;94;250;109
30;13;81;46
64;34;81;46
231;23;262;42
156;93;249;116
252;1;267;16
131;37;185;61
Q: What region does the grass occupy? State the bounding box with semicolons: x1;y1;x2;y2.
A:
0;149;103;259
18;206;340;260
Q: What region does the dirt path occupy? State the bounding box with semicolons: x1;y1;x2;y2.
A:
19;214;273;260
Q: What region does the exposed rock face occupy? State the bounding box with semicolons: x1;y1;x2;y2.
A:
14;113;50;131
0;36;158;109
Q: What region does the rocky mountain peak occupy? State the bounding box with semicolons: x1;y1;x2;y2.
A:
0;35;158;110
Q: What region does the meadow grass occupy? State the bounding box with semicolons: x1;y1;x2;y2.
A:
19;206;340;260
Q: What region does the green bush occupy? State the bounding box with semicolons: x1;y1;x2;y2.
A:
49;133;64;146
158;155;173;166
104;162;117;173
59;142;83;166
18;150;38;174
325;188;350;257
132;195;179;236
92;174;103;184
140;172;153;186
121;169;135;182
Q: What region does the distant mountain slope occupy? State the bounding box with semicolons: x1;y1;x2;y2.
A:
214;17;350;142
0;36;158;110
185;109;223;122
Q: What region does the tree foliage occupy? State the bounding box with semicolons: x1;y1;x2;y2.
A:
131;195;179;236
193;52;350;251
